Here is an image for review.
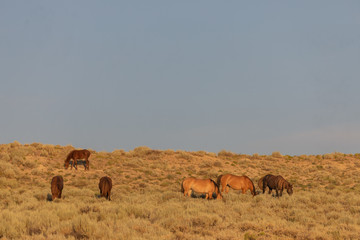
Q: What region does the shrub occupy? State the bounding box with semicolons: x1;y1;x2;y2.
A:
213;161;223;167
192;151;207;157
218;150;236;158
176;151;193;161
0;152;10;161
132;146;152;156
271;151;283;158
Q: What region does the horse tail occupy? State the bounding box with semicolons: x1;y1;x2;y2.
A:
262;175;270;192
210;179;219;192
216;175;223;189
251;179;256;196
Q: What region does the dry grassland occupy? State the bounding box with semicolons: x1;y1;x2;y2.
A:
1;142;360;239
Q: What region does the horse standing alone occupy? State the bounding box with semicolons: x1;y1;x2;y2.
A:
262;174;293;197
51;176;63;201
99;176;112;201
217;174;256;196
181;177;223;200
64;149;91;170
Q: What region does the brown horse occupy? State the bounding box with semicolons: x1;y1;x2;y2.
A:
262;174;293;197
51;176;63;201
217;174;256;196
181;177;223;200
99;176;112;201
64;149;91;170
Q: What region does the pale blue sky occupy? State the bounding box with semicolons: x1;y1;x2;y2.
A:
1;1;359;155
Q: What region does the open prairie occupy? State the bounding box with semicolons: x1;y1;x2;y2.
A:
1;142;360;239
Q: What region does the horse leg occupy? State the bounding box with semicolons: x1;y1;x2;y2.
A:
225;186;230;193
242;188;246;194
85;159;89;170
187;189;192;197
280;188;283;196
205;193;209;199
268;188;272;194
275;188;279;197
71;159;76;170
208;192;213;200
221;183;226;193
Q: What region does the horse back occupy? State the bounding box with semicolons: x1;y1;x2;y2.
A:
185;178;216;193
51;176;63;199
226;174;249;186
263;174;276;188
75;149;90;159
275;175;288;189
51;176;63;190
264;175;286;189
99;176;112;194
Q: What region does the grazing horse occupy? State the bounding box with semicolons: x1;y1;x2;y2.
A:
217;174;256;196
262;174;293;197
181;177;222;200
99;176;112;201
64;149;91;170
51;176;63;201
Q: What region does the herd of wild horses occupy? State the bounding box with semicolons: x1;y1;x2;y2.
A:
51;149;293;201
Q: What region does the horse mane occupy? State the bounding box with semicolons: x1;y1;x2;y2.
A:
210;179;220;191
250;178;256;196
281;178;291;189
65;150;74;163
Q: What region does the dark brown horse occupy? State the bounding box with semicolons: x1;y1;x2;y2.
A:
181;177;223;200
99;176;112;201
51;176;63;201
64;149;91;170
217;174;256;196
262;174;293;197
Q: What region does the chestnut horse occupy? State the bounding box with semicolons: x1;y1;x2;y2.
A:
99;176;112;201
64;149;91;170
51;176;63;201
262;174;293;197
217;174;256;196
181;177;223;200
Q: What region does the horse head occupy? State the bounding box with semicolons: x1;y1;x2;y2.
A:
286;183;293;195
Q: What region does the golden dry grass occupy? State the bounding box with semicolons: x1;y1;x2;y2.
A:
1;142;360;239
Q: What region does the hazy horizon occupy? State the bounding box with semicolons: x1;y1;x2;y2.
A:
1;1;359;155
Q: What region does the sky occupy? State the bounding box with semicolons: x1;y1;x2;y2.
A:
1;1;360;155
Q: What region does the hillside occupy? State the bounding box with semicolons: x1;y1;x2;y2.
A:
1;142;360;239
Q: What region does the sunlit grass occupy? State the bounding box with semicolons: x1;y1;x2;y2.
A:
0;142;360;239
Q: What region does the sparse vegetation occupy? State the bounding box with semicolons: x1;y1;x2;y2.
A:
0;142;360;239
